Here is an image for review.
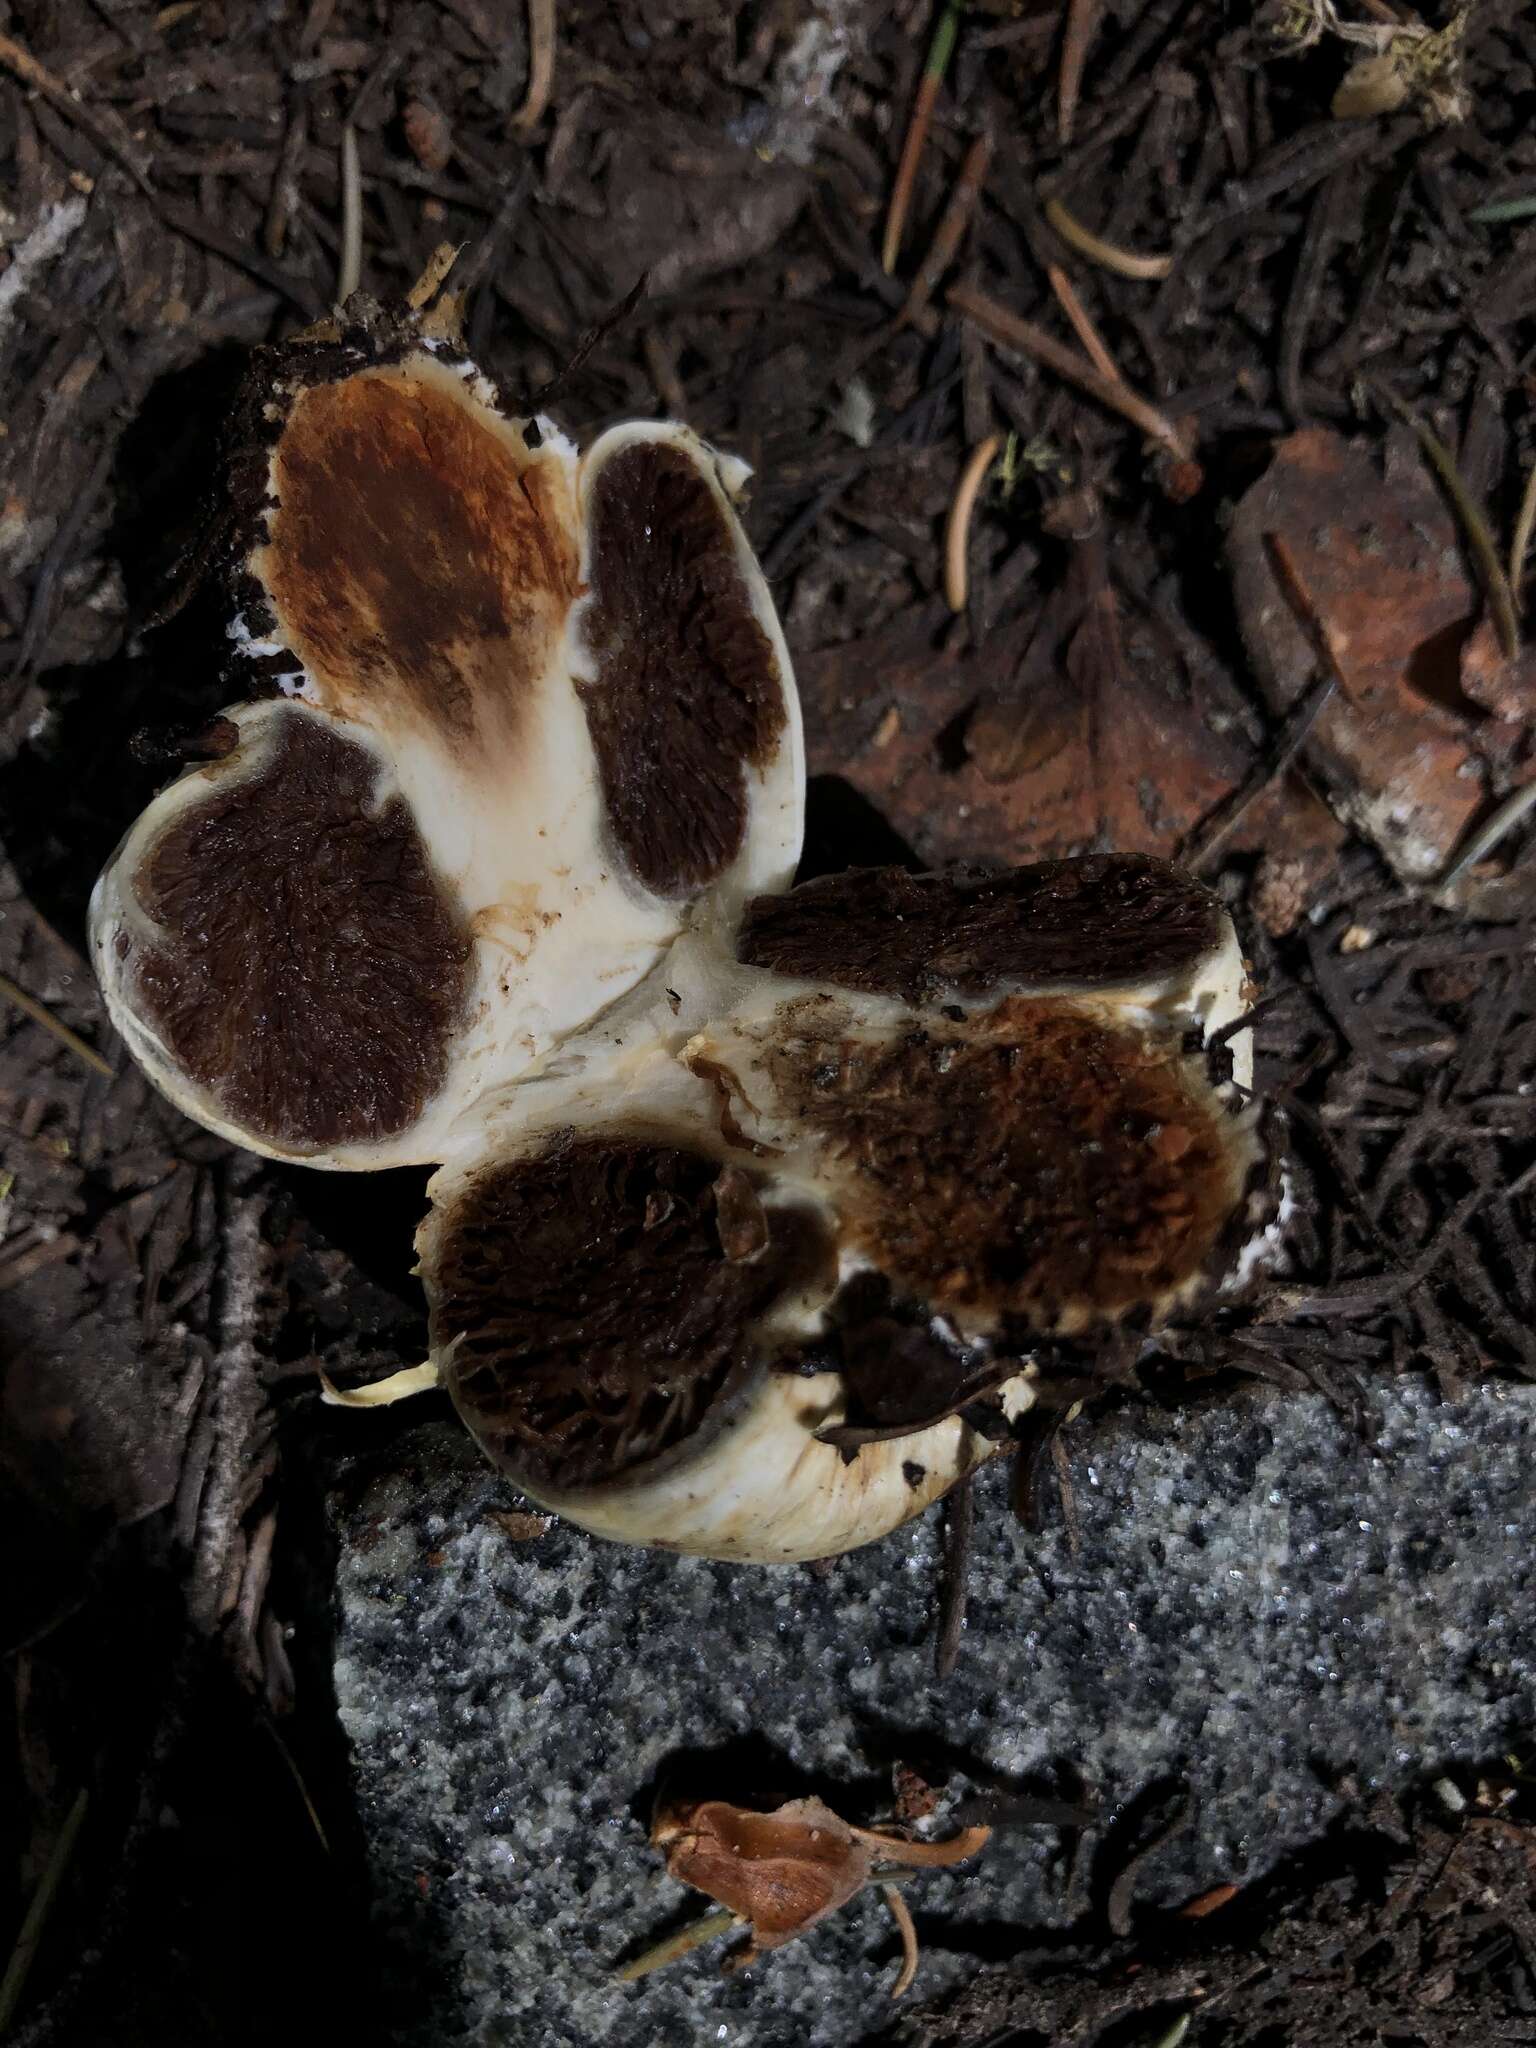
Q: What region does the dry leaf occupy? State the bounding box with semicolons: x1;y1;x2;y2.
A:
1229;427;1528;883
799;566;1259;871
651;1795;990;1967
655;1797;871;1954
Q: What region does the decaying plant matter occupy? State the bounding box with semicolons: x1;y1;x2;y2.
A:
638;1793;990;1992
92;277;1276;1563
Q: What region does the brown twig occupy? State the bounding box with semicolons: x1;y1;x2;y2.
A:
0;31;153;192
0;1233;83;1295
1438;780;1536;891
944;433;1002;613
883;1883;920;1998
1183;532;1344;869
1044;195;1173;281
1107;1795;1194;1937
1510;451;1536;599
643;329;688;419
615;1906;740;1982
0;1789;89;2031
1046;264;1120;382
155;199;325;317
1184;669;1337;872
1058;0;1102;143
0;969;112;1078
934;1470;975;1679
336;124;362;303
514;0;557;134
265;95;309;258
406;240;462;310
948;280;1191;459
882;2;961;274
899;132;992;330
1050;1430;1081;1558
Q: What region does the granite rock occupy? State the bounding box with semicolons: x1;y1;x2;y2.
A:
330;1376;1536;2047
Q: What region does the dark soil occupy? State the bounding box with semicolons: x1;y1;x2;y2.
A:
2;0;1534;2042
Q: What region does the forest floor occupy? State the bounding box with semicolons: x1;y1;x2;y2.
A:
2;0;1535;2042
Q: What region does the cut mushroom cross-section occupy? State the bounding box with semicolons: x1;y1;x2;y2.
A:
419;855;1272;1562
92;283;1274;1566
91;309;801;1168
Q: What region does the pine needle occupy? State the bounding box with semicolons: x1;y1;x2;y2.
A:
514;0;557;134
336;124;362;304
882;2;961;275
1044;195;1173;280
1046;264;1121;382
1509;451;1536;599
0;1789;89;2032
615;1907;740;1982
1058;0;1101;143
949;281;1191;460
1438;780;1536;891
883;1883;920;1998
944;433;1002;612
1378;387;1520;659
0;969;112;1078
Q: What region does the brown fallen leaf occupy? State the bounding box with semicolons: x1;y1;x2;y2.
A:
1229;426;1530;885
650;1794;990;1982
797;540;1342;929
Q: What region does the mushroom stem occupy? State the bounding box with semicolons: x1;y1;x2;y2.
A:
466;1366;1031;1565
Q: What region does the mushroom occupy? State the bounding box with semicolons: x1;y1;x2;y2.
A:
420;853;1270;1561
91;286;1274;1564
92;310;800;1166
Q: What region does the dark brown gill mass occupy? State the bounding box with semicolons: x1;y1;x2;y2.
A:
130;711;471;1150
578;441;786;896
760;999;1246;1334
258;363;578;750
434;1136;832;1487
737;855;1226;1004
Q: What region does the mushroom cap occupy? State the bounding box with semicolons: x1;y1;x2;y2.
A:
90;327;801;1167
419;856;1272;1562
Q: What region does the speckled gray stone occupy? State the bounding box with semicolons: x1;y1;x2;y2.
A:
330;1377;1536;2048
